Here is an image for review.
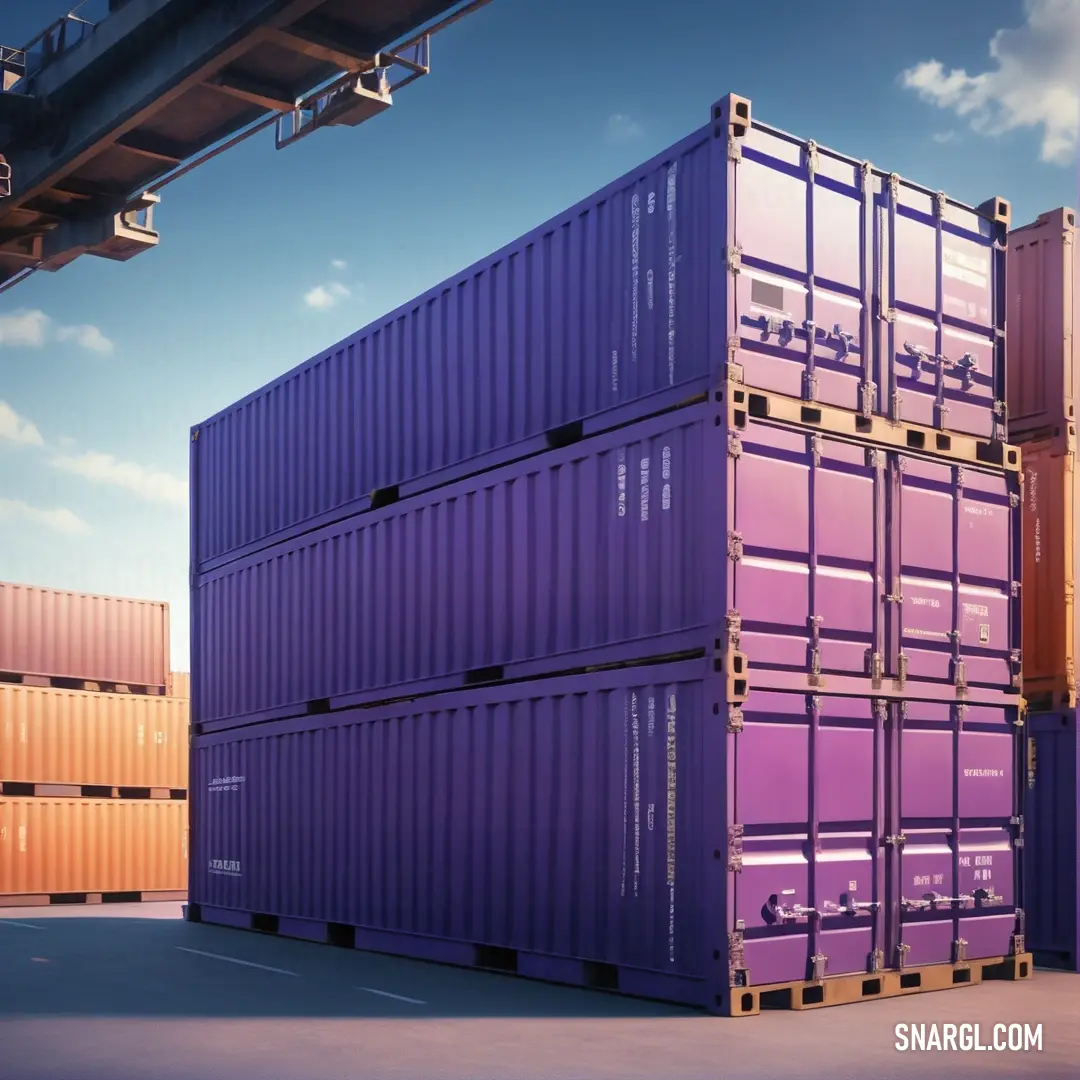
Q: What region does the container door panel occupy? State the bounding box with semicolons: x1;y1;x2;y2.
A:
733;420;878;682
733;692;885;986
892;700;1021;969
878;182;1002;439
886;453;1019;693
732;127;872;414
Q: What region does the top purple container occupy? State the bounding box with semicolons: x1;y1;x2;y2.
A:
191;93;1011;574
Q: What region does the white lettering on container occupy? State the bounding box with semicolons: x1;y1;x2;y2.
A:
208;858;242;878
631;692;641;898
208;776;246;793
616;449;627;518
661;445;672;511
611;350;619;394
631;194;640;367
666;163;678;385
964;768;1005;778
620;694;629;898
909;596;941;608
640;456;651;521
1028;469;1040;564
647;191;656;214
647;268;654;311
666;691;677;963
647;695;656;737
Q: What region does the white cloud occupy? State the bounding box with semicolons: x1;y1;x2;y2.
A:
55;323;114;354
606;112;644;145
0;307;114;352
50;450;188;508
0;497;91;536
0;400;44;446
901;0;1080;165
303;281;350;310
0;309;49;347
331;258;347;270
932;130;958;144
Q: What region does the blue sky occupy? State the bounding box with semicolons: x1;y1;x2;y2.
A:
0;0;1077;670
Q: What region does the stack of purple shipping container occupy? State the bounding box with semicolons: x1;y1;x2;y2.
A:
185;94;1030;1015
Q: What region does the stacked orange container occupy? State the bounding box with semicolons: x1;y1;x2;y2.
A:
0;581;189;904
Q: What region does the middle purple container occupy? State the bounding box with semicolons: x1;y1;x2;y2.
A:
192;392;1021;731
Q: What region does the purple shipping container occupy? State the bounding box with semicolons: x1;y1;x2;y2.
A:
191;396;1021;731
1024;711;1080;971
187;658;1025;1014
190;93;1011;574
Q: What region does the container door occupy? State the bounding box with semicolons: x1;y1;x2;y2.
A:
891;700;1022;969
875;178;1003;439
732;691;886;985
730;126;874;414
731;417;880;685
884;453;1020;694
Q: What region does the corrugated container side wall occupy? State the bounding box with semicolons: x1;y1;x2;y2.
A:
1021;438;1076;708
192;97;1010;574
1006;207;1078;439
1024;710;1079;971
0;582;169;688
0;684;189;790
188;660;1023;1012
169;672;190;700
192;403;1021;728
0;797;188;897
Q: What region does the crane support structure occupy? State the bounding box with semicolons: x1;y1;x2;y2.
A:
0;0;490;291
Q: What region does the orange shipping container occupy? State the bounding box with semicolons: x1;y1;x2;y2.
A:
1022;436;1077;710
168;671;190;699
0;685;189;790
0;797;188;899
1006;207;1078;440
0;580;169;689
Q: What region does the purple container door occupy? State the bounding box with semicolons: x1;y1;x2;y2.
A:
1023;711;1079;971
886;453;1020;694
730;125;874;416
894;700;1020;969
878;184;1005;439
731;425;878;683
733;691;883;986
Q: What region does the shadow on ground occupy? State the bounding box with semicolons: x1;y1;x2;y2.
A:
0;906;692;1020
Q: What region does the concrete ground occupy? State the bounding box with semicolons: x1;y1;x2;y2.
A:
0;903;1076;1080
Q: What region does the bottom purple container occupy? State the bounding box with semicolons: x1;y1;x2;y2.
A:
1024;711;1080;972
188;659;1024;1013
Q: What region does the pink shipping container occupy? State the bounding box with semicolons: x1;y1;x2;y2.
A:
0;581;169;691
1006;207;1078;439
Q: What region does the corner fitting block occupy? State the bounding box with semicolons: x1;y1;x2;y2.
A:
712;93;752;142
978;196;1012;230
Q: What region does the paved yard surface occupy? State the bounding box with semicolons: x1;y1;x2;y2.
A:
0;903;1076;1080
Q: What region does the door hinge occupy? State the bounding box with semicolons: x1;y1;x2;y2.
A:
885;577;904;604
1009;492;1020;508
869;948;884;974
726;246;742;274
726;610;742;648
884;833;907;848
873;699;888;725
896;652;908;686
953;938;969;964
728;433;742;458
895;942;910;969
726;706;744;734
728;927;749;986
860;381;877;418
891;390;904;421
810;434;822;466
803;370;819;402
867;649;884;685
810;953;827;982
728;824;744;872
1011;580;1020;598
805;140;819;178
728;532;744;561
1011;932;1026;956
